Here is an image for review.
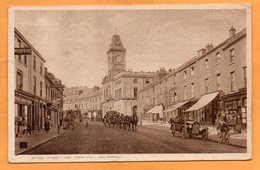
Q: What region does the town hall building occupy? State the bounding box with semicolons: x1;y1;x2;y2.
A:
101;34;157;116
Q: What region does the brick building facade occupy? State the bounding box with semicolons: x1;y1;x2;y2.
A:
138;27;247;129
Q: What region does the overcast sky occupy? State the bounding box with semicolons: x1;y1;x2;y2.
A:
14;8;246;88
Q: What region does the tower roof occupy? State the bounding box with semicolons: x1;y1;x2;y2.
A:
107;34;126;53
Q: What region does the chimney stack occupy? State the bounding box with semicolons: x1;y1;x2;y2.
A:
205;43;214;52
158;67;167;79
229;26;236;38
197;48;206;57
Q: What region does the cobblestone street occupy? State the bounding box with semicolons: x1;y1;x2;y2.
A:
26;121;246;154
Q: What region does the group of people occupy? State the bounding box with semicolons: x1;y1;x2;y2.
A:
103;111;138;131
215;111;243;134
16;117;32;137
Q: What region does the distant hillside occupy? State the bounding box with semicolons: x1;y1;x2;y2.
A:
64;86;92;97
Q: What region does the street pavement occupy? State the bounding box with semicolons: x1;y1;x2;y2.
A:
15;126;70;155
25;120;246;154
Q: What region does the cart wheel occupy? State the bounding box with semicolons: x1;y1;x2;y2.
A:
171;124;175;136
181;127;187;139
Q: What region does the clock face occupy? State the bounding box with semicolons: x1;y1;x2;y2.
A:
116;55;122;63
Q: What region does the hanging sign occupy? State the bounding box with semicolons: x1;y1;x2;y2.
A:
14;48;32;55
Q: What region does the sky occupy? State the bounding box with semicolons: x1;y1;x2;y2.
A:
14;8;246;88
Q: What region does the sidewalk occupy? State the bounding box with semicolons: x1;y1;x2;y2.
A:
141;121;247;148
15;126;71;155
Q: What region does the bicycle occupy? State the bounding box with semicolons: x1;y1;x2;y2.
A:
219;123;230;144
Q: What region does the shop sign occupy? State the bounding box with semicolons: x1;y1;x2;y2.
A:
14;48;32;55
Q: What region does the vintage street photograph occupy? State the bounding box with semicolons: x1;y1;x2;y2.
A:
8;4;251;162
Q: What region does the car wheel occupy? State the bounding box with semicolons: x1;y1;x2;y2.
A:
181;127;187;139
171;125;175;136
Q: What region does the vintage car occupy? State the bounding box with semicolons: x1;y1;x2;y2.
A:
168;118;209;140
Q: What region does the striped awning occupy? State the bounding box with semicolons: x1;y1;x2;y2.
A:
146;104;164;118
185;92;219;112
164;100;190;113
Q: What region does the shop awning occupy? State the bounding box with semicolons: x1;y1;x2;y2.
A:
146;104;164;118
146;106;157;113
185;92;219;112
164;100;190;113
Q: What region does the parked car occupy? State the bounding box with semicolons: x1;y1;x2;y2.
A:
168;118;209;140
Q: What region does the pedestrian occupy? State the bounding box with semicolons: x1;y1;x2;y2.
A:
21;117;27;135
44;118;50;133
27;124;32;134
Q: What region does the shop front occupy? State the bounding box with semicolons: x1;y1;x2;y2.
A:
222;88;247;132
14;90;47;137
15;93;32;137
164;100;191;121
145;104;163;123
185;91;220;125
47;102;58;128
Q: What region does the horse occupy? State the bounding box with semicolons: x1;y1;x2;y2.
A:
130;114;139;131
122;115;131;131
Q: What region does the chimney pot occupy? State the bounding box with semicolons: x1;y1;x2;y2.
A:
229;26;236;37
197;48;206;57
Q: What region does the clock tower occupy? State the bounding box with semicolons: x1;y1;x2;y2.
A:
107;34;126;79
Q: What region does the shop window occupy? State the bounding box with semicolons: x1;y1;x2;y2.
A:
16;70;23;90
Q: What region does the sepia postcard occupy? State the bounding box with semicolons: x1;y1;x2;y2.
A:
8;4;252;163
